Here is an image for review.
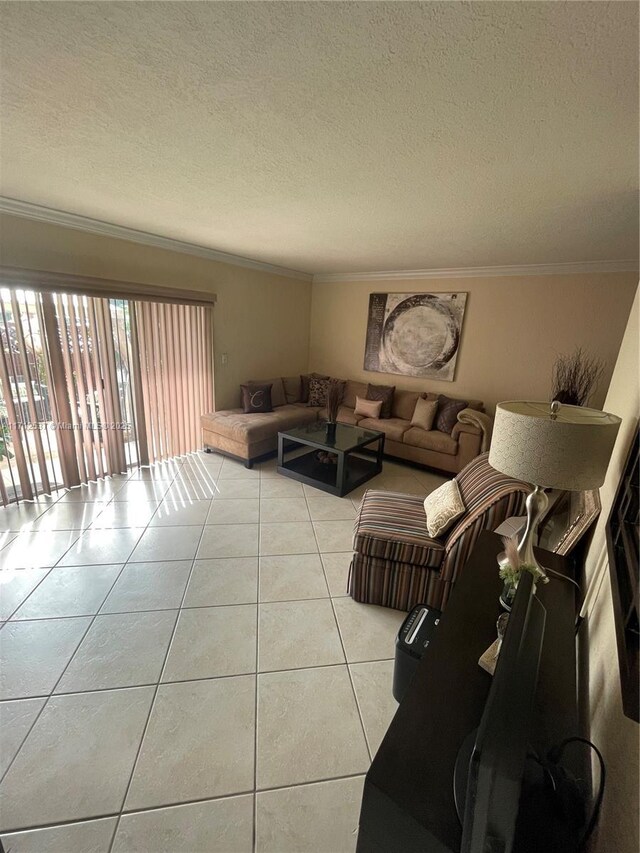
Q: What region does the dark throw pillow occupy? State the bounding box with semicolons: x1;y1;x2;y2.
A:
247;377;286;408
300;372;329;403
366;383;395;419
436;394;468;434
241;383;273;414
307;377;330;407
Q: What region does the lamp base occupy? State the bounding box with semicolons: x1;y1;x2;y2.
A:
517;485;550;583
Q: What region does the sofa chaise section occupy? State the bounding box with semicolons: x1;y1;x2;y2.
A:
201;404;317;466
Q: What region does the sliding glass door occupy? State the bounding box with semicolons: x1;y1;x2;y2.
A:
0;288;58;502
134;301;214;463
0;286;213;505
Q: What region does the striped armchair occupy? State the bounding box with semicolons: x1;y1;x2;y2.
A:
349;452;529;612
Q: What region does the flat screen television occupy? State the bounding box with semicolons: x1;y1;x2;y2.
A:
453;570;547;853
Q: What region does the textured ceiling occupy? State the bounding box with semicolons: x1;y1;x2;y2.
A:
1;1;638;274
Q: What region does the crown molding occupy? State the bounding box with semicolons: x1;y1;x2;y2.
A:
2;198;636;285
0;197;312;282
312;260;639;283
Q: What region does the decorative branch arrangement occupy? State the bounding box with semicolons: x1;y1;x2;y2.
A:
326;381;342;424
551;347;605;407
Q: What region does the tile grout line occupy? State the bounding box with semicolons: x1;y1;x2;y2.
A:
0;461;180;820
0;470;131;546
0;461;201;565
1;544;352;573
0;479;121;561
2;553;351;631
13;459;198;571
1;589;351;627
1;771;370;838
0;454;406;840
303;484;373;764
0;566;55;624
328;593;374;765
0;655;397;704
2;517;353;568
252;470;262;853
305;486;373;764
105;501;211;853
6;463;187;849
0;558;132;788
51;517;148;572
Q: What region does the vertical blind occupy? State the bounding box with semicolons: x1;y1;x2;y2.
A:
135;302;214;462
0;285;214;506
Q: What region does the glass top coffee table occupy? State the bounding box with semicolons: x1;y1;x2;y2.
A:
277;422;385;497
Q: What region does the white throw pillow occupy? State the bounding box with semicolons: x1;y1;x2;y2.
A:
354;396;383;419
423;479;466;538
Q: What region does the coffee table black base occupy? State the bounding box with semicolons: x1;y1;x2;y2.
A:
278;448;379;497
277;425;385;497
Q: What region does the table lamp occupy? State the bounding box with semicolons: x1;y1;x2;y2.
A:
489;400;621;581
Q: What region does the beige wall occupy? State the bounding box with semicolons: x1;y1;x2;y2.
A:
309;274;638;413
582;285;639;853
0;213;312;411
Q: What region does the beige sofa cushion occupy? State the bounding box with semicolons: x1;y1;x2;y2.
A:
319;405;360;426
336;405;360;426
248;377;287;408
358;416;411;442
282;376;302;404
403;426;458;455
342;380;368;409
202;404;317;444
391;390;422;421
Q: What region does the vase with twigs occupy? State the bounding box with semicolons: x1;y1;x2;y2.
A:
551;347;605;407
325;381;342;442
498;534;541;611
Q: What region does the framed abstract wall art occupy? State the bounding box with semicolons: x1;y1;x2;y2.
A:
363;291;468;381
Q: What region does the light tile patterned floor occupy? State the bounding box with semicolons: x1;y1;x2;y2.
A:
0;452;445;853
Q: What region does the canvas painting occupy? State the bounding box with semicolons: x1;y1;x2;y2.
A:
363;292;467;380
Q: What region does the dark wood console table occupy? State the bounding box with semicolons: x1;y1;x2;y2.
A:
357;530;583;853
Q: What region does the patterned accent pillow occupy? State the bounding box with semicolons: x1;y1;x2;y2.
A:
307;377;330;407
300;373;329;403
354;396;383;418
436;395;469;434
423;479;466;538
410;397;438;431
366;383;395;419
241;383;273;414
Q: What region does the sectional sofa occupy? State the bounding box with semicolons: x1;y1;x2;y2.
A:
201;376;487;474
